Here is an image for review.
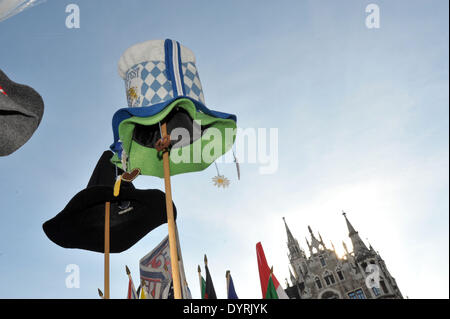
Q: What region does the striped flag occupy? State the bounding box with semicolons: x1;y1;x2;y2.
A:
127;271;138;299
256;242;289;299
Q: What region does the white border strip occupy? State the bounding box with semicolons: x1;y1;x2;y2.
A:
172;40;184;96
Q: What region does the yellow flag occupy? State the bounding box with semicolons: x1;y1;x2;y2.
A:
140;285;147;299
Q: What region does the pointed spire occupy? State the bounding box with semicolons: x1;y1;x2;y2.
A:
318;232;326;249
308;225;319;241
342;241;349;255
283;217;296;244
307;225;322;251
330;241;336;252
342;211;357;236
305;236;312;253
342;212;370;261
367;238;375;251
284;217;306;260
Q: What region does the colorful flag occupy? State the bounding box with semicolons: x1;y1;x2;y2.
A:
265;273;278;299
139;229;191;299
140;236;174;299
226;271;239;299
256;242;289;299
127;271;138;299
140;282;147;299
200;276;206;299
204;256;217;299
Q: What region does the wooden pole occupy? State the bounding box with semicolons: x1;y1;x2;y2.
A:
104;202;111;299
226;270;230;297
160;122;182;299
198;265;203;299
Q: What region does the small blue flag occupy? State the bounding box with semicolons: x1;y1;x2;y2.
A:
227;272;239;299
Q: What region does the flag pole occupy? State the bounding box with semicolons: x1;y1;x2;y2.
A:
160;122;182;299
125;265;133;281
104;201;111;299
226;270;230;297
198;265;202;299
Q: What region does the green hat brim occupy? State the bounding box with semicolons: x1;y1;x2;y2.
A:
111;98;236;178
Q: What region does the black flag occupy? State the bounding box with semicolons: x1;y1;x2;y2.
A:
204;256;217;299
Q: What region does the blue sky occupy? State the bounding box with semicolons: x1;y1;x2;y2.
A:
0;0;448;299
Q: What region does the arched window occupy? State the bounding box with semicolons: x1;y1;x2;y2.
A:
315;277;322;289
323;271;335;286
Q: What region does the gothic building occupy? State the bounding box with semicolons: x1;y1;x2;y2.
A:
283;212;403;299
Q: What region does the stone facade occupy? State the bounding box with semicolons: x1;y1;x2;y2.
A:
283;212;403;299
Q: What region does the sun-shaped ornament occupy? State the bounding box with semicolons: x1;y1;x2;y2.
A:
212;175;230;188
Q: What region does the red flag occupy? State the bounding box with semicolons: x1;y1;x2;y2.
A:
256;242;288;299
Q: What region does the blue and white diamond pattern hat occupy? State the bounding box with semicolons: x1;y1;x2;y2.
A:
110;39;237;177
118;39;205;107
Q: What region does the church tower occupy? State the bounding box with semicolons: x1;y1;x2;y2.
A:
284;212;403;299
283;217;308;281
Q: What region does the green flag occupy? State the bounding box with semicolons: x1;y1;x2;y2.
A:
201;276;206;299
265;275;278;299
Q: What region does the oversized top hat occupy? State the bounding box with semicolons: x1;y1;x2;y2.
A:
43;151;176;253
110;39;237;177
0;69;44;156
